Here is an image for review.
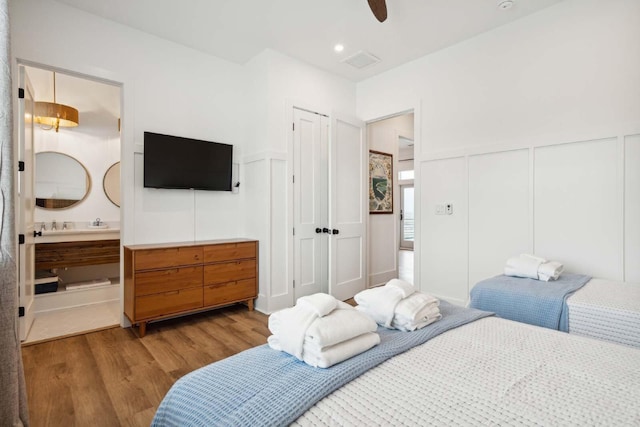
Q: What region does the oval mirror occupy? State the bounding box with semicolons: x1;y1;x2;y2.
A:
35;152;91;209
103;162;120;207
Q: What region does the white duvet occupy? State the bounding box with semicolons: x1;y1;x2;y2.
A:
294;317;640;426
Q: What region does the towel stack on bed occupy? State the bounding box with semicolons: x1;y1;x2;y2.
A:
505;254;564;281
268;293;379;368
355;279;441;331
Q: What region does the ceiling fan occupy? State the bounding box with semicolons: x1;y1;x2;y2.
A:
367;0;388;22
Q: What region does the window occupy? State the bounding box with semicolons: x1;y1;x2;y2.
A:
398;170;414;180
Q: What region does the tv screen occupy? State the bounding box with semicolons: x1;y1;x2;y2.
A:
144;132;233;191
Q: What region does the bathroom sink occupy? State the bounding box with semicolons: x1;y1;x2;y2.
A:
37;227;120;243
42;228;111;235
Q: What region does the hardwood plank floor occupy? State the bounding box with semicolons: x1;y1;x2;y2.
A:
21;304;270;427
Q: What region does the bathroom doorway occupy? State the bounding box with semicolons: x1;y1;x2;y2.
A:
18;63;123;344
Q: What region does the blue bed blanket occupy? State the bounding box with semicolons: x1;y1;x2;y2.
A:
152;301;492;427
469;273;591;332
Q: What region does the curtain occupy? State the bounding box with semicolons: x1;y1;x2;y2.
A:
0;0;30;425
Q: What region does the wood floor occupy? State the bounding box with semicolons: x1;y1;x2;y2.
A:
21;304;270;427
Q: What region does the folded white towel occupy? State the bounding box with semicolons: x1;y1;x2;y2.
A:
394;303;440;328
504;255;543;280
385;279;416;298
297;293;338;317
504;254;564;281
538;261;564;281
304;301;377;348
267;304;319;360
354;286;405;328
391;311;442;332
302;332;381;368
394;292;439;322
521;253;547;263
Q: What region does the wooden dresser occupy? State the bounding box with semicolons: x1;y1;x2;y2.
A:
123;238;258;337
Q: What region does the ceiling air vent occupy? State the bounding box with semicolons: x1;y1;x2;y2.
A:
341;50;381;69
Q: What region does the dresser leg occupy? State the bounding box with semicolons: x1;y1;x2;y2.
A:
247;299;254;311
139;322;147;337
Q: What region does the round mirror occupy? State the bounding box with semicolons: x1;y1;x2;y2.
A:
35;152;91;209
103;162;120;207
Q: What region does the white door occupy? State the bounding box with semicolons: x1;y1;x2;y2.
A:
329;115;367;301
18;66;36;341
293;108;329;299
400;185;414;250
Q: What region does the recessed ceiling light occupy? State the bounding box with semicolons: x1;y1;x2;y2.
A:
497;0;514;10
334;44;345;53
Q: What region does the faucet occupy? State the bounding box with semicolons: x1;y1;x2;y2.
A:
63;221;71;230
51;220;57;231
40;222;46;232
93;218;102;226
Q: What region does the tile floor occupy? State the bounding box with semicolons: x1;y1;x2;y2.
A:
24;300;120;345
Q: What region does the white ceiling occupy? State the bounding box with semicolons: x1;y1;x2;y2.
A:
54;0;564;82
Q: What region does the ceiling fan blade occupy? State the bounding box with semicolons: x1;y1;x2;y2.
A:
367;0;387;23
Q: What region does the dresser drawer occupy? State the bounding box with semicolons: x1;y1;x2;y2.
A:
134;266;203;297
204;242;256;263
134;247;203;271
203;278;256;307
204;259;256;285
135;287;203;320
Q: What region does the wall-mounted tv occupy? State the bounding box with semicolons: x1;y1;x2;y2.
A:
144;132;233;191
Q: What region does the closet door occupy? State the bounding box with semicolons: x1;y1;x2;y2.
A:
329;114;366;301
293;108;329;299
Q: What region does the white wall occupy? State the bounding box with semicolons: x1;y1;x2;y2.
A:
11;0;249;247
367;114;414;286
357;0;640;304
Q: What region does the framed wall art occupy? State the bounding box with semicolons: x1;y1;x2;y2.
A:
369;150;393;214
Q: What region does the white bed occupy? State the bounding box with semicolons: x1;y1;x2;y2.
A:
295;316;640;426
567;278;640;348
152;304;640;426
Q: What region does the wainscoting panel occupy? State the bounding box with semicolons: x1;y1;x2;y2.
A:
243;159;268;307
468;149;530;287
625;134;640;283
420;157;468;305
534;138;622;280
270;159;288;298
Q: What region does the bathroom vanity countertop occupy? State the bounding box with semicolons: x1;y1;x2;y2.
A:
37;228;120;243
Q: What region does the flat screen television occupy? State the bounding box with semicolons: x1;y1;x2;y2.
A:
144;132;233;191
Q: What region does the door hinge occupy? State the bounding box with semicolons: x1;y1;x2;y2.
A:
18;234;25;245
292;123;295;131
293;280;295;288
292;175;295;184
293;227;295;236
18;161;25;172
19;306;25;317
18;88;24;99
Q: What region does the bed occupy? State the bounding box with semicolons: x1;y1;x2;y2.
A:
566;278;640;348
152;302;640;426
470;275;640;348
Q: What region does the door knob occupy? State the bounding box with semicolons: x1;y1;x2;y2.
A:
315;228;322;233
332;229;340;235
34;230;42;237
322;228;329;233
